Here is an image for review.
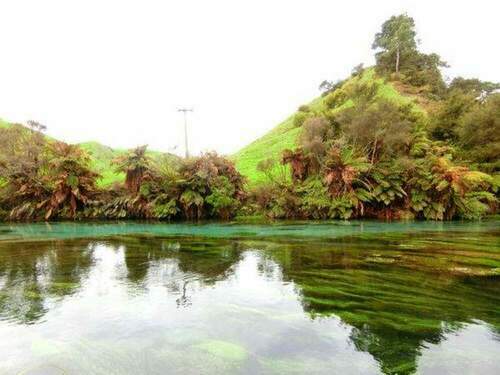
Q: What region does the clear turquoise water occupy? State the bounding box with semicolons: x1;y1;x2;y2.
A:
1;219;498;240
0;220;499;374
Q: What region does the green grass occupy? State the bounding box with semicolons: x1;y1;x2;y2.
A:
0;118;11;129
79;141;179;188
233;96;325;186
232;117;299;185
78;142;127;187
233;68;425;185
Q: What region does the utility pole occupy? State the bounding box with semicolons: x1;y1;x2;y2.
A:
177;108;193;158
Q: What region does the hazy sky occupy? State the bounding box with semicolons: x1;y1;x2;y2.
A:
1;0;498;156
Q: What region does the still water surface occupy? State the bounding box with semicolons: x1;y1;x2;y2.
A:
0;220;499;374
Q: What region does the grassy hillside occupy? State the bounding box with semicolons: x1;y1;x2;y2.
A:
0;119;179;188
78;142;127;187
233;96;323;186
0;118;10;129
233;68;424;185
80;142;179;187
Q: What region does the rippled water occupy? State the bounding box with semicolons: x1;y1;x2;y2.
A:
0;220;499;374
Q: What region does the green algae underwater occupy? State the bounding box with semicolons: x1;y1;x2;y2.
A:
0;220;499;374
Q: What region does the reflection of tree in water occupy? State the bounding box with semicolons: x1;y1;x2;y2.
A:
264;237;500;375
0;239;95;324
0;236;244;324
120;236;242;307
2;231;498;373
175;280;191;308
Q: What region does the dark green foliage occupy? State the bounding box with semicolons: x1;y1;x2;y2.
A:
372;14;417;75
414;156;494;220
324;88;348;109
258;139;496;221
430;90;475;141
292;111;309;127
405;53;448;96
373;14;447;97
298;178;357;219
336;98;417;162
448;77;500;98
103;151;245;221
298;116;334;169
429;76;499;172
178;152;245;220
205;176;237;219
458;93;500;171
370;165;407;208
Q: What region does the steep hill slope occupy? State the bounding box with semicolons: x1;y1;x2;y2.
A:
233;69;425;185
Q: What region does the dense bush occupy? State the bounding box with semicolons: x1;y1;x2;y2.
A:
430;90;475;142
178;152;245;219
429;80;500;172
459;94;500;171
335;99;417;162
0;124;100;220
324;89;348;109
252;145;496;221
249;76;497;221
293;111;309;128
0;129;246;221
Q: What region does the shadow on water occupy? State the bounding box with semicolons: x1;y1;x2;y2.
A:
0;221;499;374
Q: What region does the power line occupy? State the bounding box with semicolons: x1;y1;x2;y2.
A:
177;108;193;158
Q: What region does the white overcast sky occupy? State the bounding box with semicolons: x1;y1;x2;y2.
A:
0;0;498;156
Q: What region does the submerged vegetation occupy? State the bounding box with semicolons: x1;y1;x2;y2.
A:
0;222;499;374
0;14;498;221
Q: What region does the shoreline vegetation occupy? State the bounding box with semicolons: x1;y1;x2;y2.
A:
1;14;498;222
